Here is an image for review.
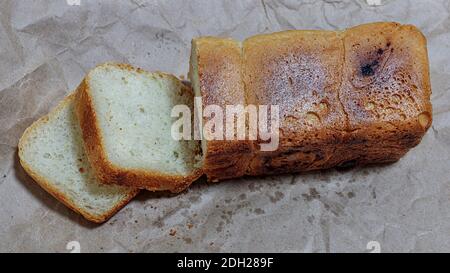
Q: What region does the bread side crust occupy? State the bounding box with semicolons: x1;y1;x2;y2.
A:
243;29;349;175
75;63;203;192
18;94;139;223
190;37;253;181
205;22;432;177
336;22;432;166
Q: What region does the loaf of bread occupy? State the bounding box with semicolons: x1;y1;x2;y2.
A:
190;22;432;180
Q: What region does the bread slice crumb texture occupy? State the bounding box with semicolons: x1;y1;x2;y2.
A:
18;94;138;223
86;63;202;177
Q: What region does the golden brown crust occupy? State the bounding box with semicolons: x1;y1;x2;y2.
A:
195;22;432;177
243;30;348;175
250;22;431;174
18;94;139;224
190;38;253;181
336;22;432;166
75;63;202;192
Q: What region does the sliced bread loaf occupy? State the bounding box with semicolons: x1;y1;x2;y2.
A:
18;93;139;223
75;63;203;192
190;22;431;178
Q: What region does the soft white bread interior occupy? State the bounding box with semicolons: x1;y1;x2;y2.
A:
75;63;203;192
18;93;139;223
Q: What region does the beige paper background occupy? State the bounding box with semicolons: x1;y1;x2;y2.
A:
1;0;449;252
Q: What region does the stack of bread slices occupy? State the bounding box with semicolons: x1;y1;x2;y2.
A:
18;22;432;223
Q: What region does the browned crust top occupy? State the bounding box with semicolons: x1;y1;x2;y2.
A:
243;29;348;147
191;38;254;179
193;22;432;178
341;23;432;134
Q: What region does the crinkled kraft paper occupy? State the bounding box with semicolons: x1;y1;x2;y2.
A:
1;0;450;252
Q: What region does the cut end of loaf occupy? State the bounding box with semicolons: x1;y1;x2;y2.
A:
190;38;254;181
189;40;207;164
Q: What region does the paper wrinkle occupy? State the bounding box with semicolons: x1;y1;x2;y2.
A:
1;0;450;252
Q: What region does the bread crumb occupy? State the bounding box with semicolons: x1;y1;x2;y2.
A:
187;223;193;229
169;229;177;236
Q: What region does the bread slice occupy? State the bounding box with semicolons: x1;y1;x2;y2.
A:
18;93;139;223
189;37;253;182
75;63;203;192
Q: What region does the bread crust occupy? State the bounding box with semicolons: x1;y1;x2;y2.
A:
337;22;432;165
243;30;348;175
193;22;432;178
18;93;139;224
190;38;253;181
75;63;203;192
245;22;431;175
